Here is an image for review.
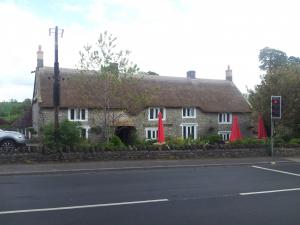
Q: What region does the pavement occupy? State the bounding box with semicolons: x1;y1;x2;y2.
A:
0;156;299;175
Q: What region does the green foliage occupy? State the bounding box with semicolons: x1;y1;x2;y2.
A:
229;137;267;145
42;120;81;149
79;30;139;74
205;135;223;144
249;47;300;138
78;31;149;142
288;138;300;144
165;136;185;146
165;135;222;148
0;99;31;125
259;47;288;72
274;137;286;144
109;135;125;147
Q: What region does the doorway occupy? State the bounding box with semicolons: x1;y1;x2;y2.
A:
115;126;137;145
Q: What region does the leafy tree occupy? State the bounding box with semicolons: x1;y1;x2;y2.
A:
78;31;149;142
259;47;288;72
79;31;139;74
249;48;300;139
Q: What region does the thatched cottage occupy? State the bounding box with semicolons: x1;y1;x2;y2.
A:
32;48;251;144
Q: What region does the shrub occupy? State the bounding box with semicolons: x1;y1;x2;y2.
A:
42;120;81;149
166;137;185;146
229;137;266;145
274;137;286;144
288;138;300;144
108;135;125;147
206;135;223;144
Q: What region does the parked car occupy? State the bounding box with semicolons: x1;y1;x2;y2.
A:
0;129;26;151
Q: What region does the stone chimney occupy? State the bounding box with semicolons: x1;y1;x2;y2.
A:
225;65;232;81
186;70;196;79
37;45;44;69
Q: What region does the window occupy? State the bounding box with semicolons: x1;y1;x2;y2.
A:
148;107;165;120
181;123;198;139
68;108;88;121
182;107;196;118
145;128;158;140
218;113;232;124
218;131;231;141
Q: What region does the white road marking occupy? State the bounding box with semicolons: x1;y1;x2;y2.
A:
0;199;169;215
252;165;300;177
240;187;300;196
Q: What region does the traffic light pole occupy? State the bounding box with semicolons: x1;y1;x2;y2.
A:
270;96;281;157
271;120;274;157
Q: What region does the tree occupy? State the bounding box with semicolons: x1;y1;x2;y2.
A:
78;31;149;142
259;47;288;72
249;48;300;139
79;31;139;74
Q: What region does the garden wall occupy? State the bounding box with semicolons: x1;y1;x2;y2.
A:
0;145;300;164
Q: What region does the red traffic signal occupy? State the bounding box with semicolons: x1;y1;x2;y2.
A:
271;96;281;119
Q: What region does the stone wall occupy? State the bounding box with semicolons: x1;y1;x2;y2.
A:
123;108;252;140
36;107;252;140
0;146;299;164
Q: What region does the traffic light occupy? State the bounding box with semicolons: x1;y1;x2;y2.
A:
271;96;281;119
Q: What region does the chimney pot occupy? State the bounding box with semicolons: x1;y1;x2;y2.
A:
37;45;44;69
186;70;196;79
225;65;232;81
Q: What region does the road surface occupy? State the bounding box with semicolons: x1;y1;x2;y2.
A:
0;162;299;225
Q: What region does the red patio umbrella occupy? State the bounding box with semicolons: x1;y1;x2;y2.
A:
157;112;165;143
229;115;242;142
258;114;267;140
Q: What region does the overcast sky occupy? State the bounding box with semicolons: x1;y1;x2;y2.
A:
1;0;300;101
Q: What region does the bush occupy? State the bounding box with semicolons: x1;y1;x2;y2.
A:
229;137;267;145
274;137;286;144
109;135;125;147
42;120;81;149
288;138;300;144
206;135;223;144
166;137;185;146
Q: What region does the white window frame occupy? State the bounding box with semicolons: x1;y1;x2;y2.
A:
182;107;196;118
218;131;231;141
148;107;166;121
68;108;88;122
145;127;158;140
180;123;198;139
218;113;232;124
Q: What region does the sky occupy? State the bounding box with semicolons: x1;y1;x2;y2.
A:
1;0;300;101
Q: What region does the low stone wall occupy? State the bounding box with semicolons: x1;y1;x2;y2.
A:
0;146;300;164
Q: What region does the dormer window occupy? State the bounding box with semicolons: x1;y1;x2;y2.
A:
148;107;166;120
182;107;196;118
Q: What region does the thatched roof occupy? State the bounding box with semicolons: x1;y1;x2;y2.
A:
35;67;251;114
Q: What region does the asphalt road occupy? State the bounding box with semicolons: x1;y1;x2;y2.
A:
0;162;300;225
